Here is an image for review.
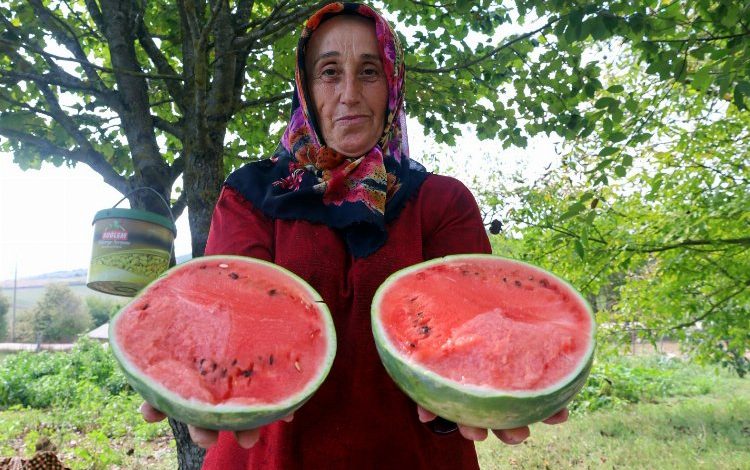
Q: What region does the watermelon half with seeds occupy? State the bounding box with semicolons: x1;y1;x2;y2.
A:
109;255;336;431
372;254;595;429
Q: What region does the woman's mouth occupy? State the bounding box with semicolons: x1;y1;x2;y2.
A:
336;115;369;123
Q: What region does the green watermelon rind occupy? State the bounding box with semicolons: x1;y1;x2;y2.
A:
371;254;596;429
109;255;337;431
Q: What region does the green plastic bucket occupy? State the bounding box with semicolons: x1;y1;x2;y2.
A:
87;190;176;296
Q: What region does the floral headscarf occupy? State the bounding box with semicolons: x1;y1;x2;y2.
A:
225;2;427;258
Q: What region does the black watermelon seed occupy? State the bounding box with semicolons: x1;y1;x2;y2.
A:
420;326;431;335
409;342;416;348
539;279;550;288
269;355;274;365
229;272;239;280
231;359;238;366
212;362;217;371
200;370;207;376
503;277;507;282
268;289;277;296
514;280;522;287
242;370;253;377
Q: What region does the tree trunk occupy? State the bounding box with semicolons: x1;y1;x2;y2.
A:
169;418;206;469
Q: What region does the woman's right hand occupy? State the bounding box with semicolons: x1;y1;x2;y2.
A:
139;402;293;449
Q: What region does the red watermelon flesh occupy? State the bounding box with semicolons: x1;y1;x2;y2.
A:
114;258;331;406
378;257;592;391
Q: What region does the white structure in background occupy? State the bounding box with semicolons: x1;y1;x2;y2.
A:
87;323;109;343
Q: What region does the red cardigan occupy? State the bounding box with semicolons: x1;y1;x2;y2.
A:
201;174;492;469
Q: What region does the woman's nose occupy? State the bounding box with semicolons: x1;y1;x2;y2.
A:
339;73;361;105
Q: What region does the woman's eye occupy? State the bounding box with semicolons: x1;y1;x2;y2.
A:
320;67;337;77
362;68;380;78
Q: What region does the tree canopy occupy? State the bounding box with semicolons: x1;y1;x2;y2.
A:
16;283;91;343
4;0;745;257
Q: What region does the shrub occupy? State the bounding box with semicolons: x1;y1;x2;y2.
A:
0;337;130;409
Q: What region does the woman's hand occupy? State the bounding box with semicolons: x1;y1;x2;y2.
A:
416;405;569;444
140;402;293;449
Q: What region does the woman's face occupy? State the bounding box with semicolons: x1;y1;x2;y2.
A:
305;16;388;158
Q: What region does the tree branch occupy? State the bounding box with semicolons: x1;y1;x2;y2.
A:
27;0;110;93
169;156;186;185
0;68;120;111
0;127;128;193
643;30;750;44
198;0;225;49
668;279;750;331
234;2;325;49
179;0;201;40
0;90;54;118
136;15;188;112
83;0;106;34
235;91;292;112
628;237;750;253
170;191;188;220
152;115;184;139
408;18;560;74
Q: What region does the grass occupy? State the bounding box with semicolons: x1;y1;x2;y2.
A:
476;365;750;469
0;394;176;469
1;351;747;469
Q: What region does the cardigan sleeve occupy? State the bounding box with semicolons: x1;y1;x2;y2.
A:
204;185;274;262
420;175;492;259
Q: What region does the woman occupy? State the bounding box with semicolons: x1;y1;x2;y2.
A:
142;3;567;468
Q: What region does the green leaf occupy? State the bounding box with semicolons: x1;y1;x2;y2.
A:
622;154;633;167
614;165;627;177
734;81;750;110
607;85;625;93
692;65;712;91
574;239;585;259
599;146;619;157
589;16;610;40
560;202;585;220
595;97;618;109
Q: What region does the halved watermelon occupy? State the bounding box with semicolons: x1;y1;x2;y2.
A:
109;255;336;431
372;254;595;429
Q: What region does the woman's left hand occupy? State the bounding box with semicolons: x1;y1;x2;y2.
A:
417;405;569;444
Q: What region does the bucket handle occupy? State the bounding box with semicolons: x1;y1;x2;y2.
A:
113;187;177;263
113;187;176;224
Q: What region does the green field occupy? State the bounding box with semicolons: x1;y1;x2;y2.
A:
476;374;750;469
1;346;747;469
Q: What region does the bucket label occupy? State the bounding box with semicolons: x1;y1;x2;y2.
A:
100;220;130;245
88;216;174;297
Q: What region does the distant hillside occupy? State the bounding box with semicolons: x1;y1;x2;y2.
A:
0;254;192;289
0;270;87;289
0;254;193;310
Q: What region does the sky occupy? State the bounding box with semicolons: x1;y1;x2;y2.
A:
0;157;192;281
0;120;557;282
